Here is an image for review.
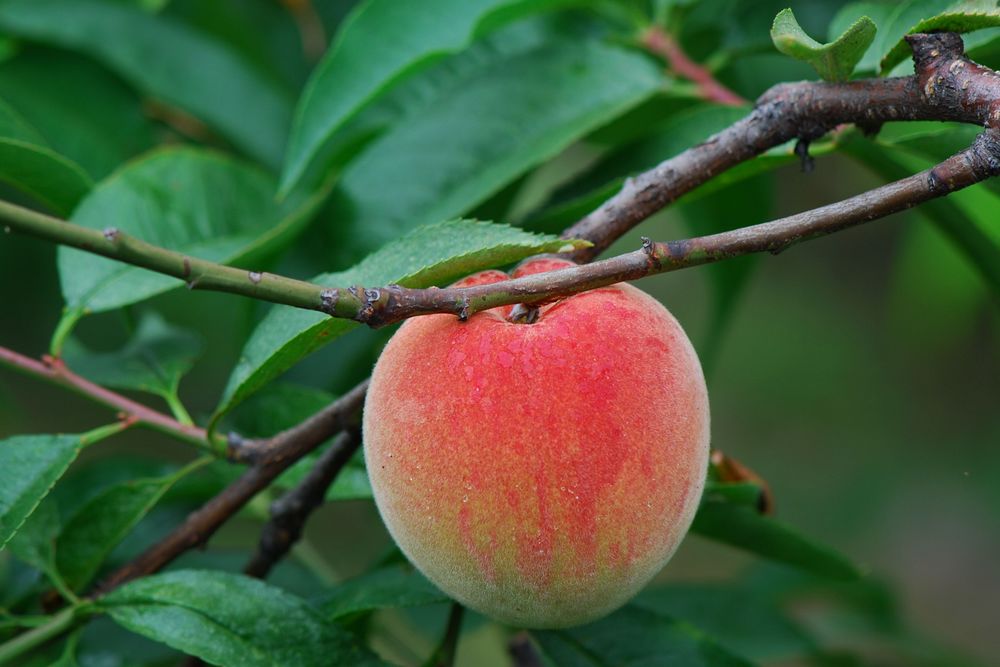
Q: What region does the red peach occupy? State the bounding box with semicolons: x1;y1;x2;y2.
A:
363;257;710;628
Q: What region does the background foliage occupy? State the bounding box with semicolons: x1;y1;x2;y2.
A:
0;0;998;665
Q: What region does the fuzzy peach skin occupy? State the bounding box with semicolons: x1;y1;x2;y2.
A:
363;258;710;628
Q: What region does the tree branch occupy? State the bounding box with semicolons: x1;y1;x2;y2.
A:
564;32;1000;258
508;633;544;667
335;130;1000;325
641;26;747;106
4;35;998;329
429;603;465;667
0;199;332;314
0;346;214;451
242;429;361;579
90;379;369;596
10;32;1000;606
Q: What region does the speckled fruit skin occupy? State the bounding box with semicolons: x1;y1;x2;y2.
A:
363;258;710;628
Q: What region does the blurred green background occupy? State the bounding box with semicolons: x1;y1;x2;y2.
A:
1;1;998;665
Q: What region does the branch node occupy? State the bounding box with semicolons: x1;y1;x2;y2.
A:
319;288;338;315
907;32;966;72
641;236;662;270
457;296;470;322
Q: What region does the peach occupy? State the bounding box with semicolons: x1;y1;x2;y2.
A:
362;258;710;628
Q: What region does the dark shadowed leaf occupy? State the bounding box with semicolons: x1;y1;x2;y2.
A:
281;0;590;194
0;0;293;167
317;565;448;620
100;570;389;666
57;147;322;313
61;311;203;399
634;584;816;661
56;462;202;591
5;498;60;577
0;98;92;215
771;8;877;81
0;434;81;548
0;47;155;179
328;37;663;262
532;604;754;666
211;219;589;428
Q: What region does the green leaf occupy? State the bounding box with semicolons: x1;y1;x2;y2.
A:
317;565;448;620
692;490;862;581
57;147;322;313
0;0;293;167
211;219;588;428
6;498;60;575
634;584;816;661
880;0;1000;74
0;434;81;548
0;97;93;215
0;47;156;179
329;37;663;263
100;570;389;667
281;0;589;194
532;604;754;666
56;464;196;591
771;8;877;81
828;3;902;74
61;311;203;399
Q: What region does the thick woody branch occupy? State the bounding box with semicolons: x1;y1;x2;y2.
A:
7;32;1000;606
3;34;998;328
340;130;1000;326
91;379;369;595
243;429;361;579
563;31;1000;259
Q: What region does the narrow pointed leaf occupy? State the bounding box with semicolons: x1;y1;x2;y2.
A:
692;492;861;581
329;38;663;262
281;0;587;194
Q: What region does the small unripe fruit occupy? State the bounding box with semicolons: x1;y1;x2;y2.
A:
363;258;710;628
